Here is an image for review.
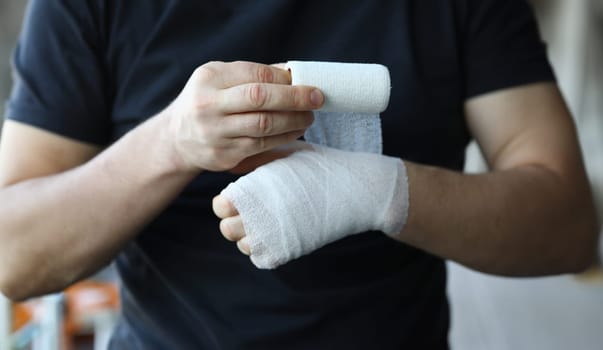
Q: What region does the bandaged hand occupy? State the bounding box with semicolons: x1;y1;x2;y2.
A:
213;143;409;269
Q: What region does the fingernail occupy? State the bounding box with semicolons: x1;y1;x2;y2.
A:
310;89;324;107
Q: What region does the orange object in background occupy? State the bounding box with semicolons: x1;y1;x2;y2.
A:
12;302;34;333
64;280;119;338
9;280;119;349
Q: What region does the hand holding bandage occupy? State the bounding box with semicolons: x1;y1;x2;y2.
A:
213;61;409;269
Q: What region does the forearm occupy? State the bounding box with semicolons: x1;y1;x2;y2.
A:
0;113;197;300
397;161;598;276
0;62;320;299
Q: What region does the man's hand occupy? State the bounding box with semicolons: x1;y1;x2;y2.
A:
164;61;323;172
213;143;408;269
213;141;314;254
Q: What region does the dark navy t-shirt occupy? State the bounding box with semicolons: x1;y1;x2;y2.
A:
5;1;554;348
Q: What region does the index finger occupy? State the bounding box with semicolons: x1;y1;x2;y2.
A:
196;61;292;88
217;83;324;113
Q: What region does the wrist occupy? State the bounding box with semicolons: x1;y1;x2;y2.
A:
378;158;409;236
129;110;202;180
155;108;204;177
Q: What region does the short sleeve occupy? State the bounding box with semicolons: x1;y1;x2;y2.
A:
462;0;555;99
4;0;111;145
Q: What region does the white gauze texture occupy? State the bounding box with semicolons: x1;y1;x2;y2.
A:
222;143;409;269
286;61;391;154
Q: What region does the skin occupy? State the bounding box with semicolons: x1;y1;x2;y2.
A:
214;82;599;277
0;61;323;301
0;62;597;301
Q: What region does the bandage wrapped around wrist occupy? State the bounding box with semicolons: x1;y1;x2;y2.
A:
222;143;409;269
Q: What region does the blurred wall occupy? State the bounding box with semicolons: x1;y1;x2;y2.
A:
0;0;26;113
1;4;29;346
452;2;603;350
0;0;26;136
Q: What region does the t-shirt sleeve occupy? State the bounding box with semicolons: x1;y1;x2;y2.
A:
462;0;555;99
4;0;111;145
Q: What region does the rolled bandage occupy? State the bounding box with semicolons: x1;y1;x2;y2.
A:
285;61;391;114
285;61;391;154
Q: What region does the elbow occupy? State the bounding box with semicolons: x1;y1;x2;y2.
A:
0;256;83;302
565;248;598;275
0;270;65;302
568;242;600;274
557;179;601;274
566;248;598;275
0;247;35;301
563;214;600;274
0;257;61;302
0;269;31;302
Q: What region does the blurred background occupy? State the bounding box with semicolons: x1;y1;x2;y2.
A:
452;1;603;349
0;1;602;349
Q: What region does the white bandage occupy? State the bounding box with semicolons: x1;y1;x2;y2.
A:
285;61;391;114
286;61;391;154
221;143;409;269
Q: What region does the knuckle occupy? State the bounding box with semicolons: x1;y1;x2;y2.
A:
257;136;266;150
290;87;302;109
192;66;215;83
232;60;248;68
193;61;222;83
257;112;273;135
256;65;274;83
246;83;268;108
205;61;225;70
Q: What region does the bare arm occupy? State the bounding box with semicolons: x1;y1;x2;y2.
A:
214;82;598;276
0;117;195;300
0;61;322;301
399;82;598;276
